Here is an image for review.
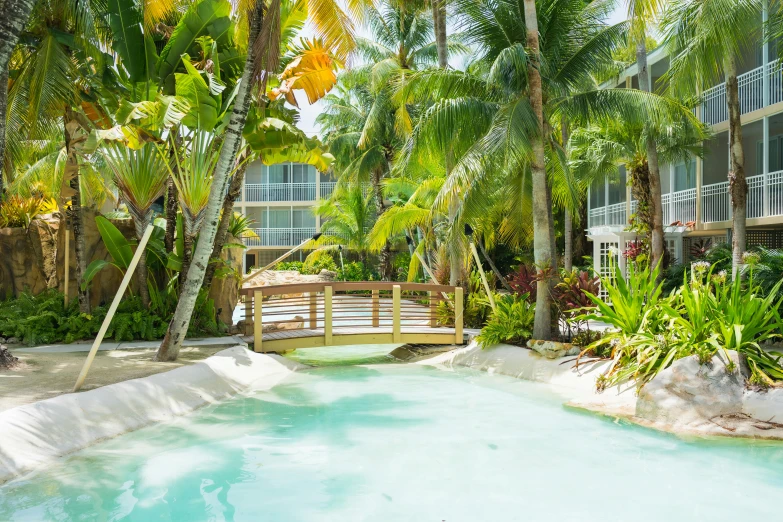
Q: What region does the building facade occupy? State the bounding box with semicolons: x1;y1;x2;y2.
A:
589;22;783;282
237;160;335;270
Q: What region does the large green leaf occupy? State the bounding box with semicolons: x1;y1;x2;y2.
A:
96;215;134;269
175;59;219;130
156;0;232;90
107;0;148;83
81;259;117;290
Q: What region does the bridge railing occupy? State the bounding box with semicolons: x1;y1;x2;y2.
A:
241;282;464;352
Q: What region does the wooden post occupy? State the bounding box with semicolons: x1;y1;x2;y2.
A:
469;242;496;312
454;286;463;345
372;289;380;327
244;294;252;336
72;224;154;392
392;285;401;343
429;291;437;327
324;286;333;345
309;292;317;329
254;290;263;352
63;220;70;306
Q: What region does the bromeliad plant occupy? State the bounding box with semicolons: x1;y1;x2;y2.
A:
581;261;783;391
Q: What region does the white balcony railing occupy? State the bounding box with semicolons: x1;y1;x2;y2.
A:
244;227;317;247
700;170;783;223
320;181;336;199
702;60;783;125
588;202;626;228
245;183;317;202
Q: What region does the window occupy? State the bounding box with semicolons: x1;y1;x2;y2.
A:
292;208;315;228
590;178;605;208
267;208;291;228
598;241;619;299
245;253;256;270
291;164;314;183
674;161;696;192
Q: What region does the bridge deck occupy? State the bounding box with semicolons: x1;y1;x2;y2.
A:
245;326;469;353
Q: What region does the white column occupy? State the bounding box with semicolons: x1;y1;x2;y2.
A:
696;156;703;227
764;116;770;217
669;164;675;223
764;0;770;107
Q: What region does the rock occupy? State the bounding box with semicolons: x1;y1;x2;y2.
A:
636;350;744;427
0;345;18;369
5;338;19;345
318;269;336;280
527;340;581;359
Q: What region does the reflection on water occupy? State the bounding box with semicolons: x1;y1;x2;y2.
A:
2;364;783;521
283;344;402;366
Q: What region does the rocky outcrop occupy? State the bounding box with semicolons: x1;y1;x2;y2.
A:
0;219;59;299
527;340;581;359
0;345;18;369
207;235;244;326
242;269;336;289
635;350;744;426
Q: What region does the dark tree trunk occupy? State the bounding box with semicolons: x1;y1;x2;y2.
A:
0;66;8;198
573;201;588;263
64;108;90;313
476;239;513;292
179;231;194;292
203;160;248;288
164;178;178;253
725;53;746;278
132;217;151;308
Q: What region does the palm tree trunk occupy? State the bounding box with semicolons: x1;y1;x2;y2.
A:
431;0;447;69
179;228;194;292
164;178;177;253
636;36;665;273
562;119;572;272
203;160;248;288
0;0;36;180
374;167;393;280
133;216;151;308
64;108;90;313
156;3;264;361
725;53;746;277
523;0;554;341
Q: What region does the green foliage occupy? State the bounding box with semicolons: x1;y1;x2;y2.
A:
276;256;339;275
337;261;377;281
476;294;536;349
582;263;783;390
276;261;306;272
0;289;225;346
0;195;52;228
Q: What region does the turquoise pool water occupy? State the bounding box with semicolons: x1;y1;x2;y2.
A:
2;363;783;521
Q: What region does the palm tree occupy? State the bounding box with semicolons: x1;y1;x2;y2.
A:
101;143;170;307
627;0;668;272
401;0;697;338
0;0;38;195
661;0;763;276
317;1;464;280
569;116;710;262
156;0;357;361
312;186;376;262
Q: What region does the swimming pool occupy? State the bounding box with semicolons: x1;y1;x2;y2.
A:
1;362;782;521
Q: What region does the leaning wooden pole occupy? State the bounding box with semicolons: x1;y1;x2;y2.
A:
242;233;322;284
72;224;155;392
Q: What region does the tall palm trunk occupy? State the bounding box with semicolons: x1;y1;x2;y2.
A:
0;0;37;181
156;2;265;361
374;165;393;280
562;120;573;272
178;217;195;293
476;238;513;292
725;53;746;277
636;36;665;273
523;0;554;340
64;108;90;313
431;0;447;68
203;159;248;288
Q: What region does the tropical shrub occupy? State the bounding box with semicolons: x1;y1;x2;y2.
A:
337;261;377;281
554;270;601;340
476;294;536;348
508;264;539;302
0;195;55;228
581;262;783;390
276;261;306;272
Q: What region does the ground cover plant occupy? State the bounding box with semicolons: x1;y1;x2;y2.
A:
0;290;225;346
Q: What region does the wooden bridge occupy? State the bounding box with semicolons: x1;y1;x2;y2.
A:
241;282;464;353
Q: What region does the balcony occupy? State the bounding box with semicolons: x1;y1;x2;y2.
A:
244;227;317;247
245;183;317;202
701;170;783;223
588;202;627;228
702;60;783;125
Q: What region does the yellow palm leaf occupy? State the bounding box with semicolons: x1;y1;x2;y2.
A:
268;39;340;105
